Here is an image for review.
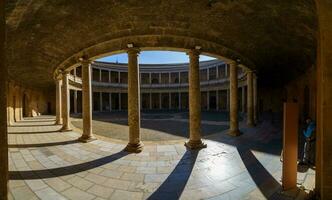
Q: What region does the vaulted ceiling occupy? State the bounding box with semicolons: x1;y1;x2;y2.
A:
6;0;317;88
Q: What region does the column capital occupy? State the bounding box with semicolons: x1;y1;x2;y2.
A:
61;70;70;75
126;44;140;55
127;48;140;55
246;69;254;75
54;75;62;82
187;49;201;57
79;57;93;65
228;60;238;66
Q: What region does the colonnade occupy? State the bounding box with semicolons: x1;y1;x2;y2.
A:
55;46;257;152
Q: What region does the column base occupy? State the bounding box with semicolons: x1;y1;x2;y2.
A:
228;129;242;137
185;139;207;149
78;135;97;143
124;142;144;153
247;122;255;127
60;126;72;132
55;121;63;125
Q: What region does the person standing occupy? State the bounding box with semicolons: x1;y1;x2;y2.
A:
299;118;316;165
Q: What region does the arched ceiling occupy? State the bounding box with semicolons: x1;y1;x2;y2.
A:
5;0;317;88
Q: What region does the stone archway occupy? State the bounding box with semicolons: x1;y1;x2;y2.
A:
53;35;254;77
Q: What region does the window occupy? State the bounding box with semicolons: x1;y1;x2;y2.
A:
200;69;208;81
92;68;100;81
141;73;150;84
120;72;128;84
180;72;188;83
110;71;119;83
161;73;169;84
209;67;217;80
171;72;179;84
101;70;109;82
151;73;159;84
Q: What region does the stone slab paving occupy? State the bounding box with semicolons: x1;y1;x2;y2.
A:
8;116;315;200
71;112;229;141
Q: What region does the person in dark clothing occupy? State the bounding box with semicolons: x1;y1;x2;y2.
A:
299;118;316;165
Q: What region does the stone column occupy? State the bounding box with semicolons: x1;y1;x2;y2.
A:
179;92;181;109
228;61;241;136
242;86;246;113
73;90;78;114
109;93;112;112
61;71;72;131
0;7;8;197
55;77;63;125
185;49;207;149
149;93;152;110
316;2;332;198
216;90;219;111
226;89;230;111
247;70;254;127
79;60;96;142
253;74;258;123
159;93;162;109
125;47;143;153
169;92;172;109
99;92;103;112
207;91;210;110
119;93;122;111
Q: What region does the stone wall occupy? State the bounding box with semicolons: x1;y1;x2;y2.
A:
258;66;316;122
6;80;55;125
285;66;317;121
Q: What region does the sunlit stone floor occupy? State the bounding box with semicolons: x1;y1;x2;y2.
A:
8;116;315;200
71;111;230;141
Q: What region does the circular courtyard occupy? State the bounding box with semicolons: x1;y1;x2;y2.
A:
71;111;233;141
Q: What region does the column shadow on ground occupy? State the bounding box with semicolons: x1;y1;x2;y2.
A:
147;149;199;200
10;124;57;127
8;129;62;135
9;150;129;180
8;139;79;148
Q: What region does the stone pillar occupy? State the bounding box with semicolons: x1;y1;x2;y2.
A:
99;92;103;112
149;93;152;110
242;86;246;113
207;91;210;111
18;89;23;121
226;89;230;111
119;93;122;111
61;71;72;131
159;93;162;110
169;92;172;109
55;77;63;125
228;61;241;136
253;74;258;123
216;90;219;111
109;93;112;112
247;70;254;126
179;92;181;109
74;90;78;114
316;1;332;198
185;49;207;149
0;4;8;197
79;60;96;142
125;47;143;153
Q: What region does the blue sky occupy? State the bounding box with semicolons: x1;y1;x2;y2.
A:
96;51;216;64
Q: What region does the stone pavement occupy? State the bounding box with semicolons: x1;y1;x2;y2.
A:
8;116;315;200
71;112;230;141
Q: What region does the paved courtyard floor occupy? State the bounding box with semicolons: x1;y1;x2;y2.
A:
71;111;230;141
8;115;315;200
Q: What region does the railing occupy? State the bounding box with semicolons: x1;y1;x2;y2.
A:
69;73;246;89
